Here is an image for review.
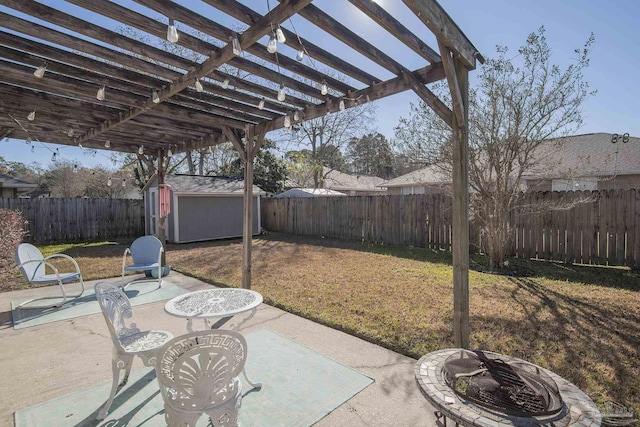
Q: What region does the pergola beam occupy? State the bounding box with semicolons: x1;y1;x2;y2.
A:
402;0;484;69
438;40;465;126
73;0;314;144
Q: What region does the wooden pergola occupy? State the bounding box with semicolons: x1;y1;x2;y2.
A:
0;0;483;348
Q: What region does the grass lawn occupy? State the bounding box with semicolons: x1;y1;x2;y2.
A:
5;233;639;415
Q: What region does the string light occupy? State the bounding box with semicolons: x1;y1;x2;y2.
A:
339;99;345;111
51;149;58;162
67;128;75;137
293;110;300;121
231;32;242;55
96;85;105;101
266;34;277;54
107;177;112;187
33;63;46;78
122;179;126;188
222;79;229;89
320;80;328;96
25;137;32;145
366;95;371;103
167;146;173;157
27;111;36;121
283;115;291;128
167;18;179;43
258;98;265;110
72;164;78;174
31;146;35;153
194;79;203;92
152;89;160;104
104;140;110;148
277;84;286;102
296;48;305;61
138;145;144;155
208;146;214;154
275;26;286;43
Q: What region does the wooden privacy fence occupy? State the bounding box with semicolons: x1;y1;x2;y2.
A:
262;194;454;250
261;189;640;268
0;198;144;244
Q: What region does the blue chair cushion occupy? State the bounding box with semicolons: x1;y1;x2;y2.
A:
124;262;160;271
31;272;82;285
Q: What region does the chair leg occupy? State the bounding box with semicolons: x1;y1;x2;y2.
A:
205;395;242;427
17;277;84;310
97;354;133;420
165;406;201;427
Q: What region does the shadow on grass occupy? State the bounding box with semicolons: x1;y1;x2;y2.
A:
469;276;640;411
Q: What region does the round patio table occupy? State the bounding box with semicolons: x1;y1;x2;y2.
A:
165;288;263;332
415;349;601;427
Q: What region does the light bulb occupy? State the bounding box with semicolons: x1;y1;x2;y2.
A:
26;137;32;144
284;115;291;128
152;90;160;104
33;63;46;78
167;147;173;157
195;79;203;92
258;98;265;110
27;111;36;121
222;79;229;89
275;27;286;43
277;84;286;102
296;48;304;61
107;177;112;187
122;179;126;188
366;95;371;103
51;150;58;162
320;80;328;96
67;128;74;137
294;110;300;121
72;164;78;174
267;35;277;54
208;145;214;154
167;18;179;43
96;85;105;100
104;140;110;148
339;99;345;111
31;146;35;153
138;145;144;155
231;33;242;55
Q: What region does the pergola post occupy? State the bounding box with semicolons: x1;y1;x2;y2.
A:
156;149;167;264
439;41;471;348
223;126;266;289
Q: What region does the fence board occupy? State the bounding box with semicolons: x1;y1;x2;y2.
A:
0;198;144;244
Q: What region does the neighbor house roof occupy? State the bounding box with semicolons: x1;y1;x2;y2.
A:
524;133;640;179
275;188;346;198
380;165;450;188
0;172;38;189
322;167;386;192
144;174;264;195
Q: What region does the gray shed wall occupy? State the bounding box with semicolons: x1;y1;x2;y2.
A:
175;195;260;243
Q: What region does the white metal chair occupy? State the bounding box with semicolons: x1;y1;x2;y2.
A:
94;282;173;420
14;243;85;310
121;235;164;288
156;330;247;427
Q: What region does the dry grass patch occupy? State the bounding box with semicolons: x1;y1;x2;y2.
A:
14;234;640;415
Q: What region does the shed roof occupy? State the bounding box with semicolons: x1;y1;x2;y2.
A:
154;174;264;195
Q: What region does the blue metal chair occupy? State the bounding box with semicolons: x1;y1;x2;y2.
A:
15;243;85;310
121;235;164;288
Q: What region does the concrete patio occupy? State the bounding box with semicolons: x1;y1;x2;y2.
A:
0;271;437;426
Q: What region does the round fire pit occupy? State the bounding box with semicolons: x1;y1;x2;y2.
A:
415;349;601;427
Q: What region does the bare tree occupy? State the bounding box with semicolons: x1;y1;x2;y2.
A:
394;27;596;268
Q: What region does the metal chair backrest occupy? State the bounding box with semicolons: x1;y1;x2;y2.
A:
94;282;141;351
156;330;247;411
130;235;163;266
15;243;45;282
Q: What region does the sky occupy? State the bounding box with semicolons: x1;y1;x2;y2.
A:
1;0;639;171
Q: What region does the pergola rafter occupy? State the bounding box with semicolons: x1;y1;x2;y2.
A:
0;0;482;348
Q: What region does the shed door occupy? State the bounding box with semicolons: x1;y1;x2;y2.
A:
149;188;157;235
